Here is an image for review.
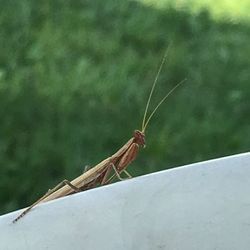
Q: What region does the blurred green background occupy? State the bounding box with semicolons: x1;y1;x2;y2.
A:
0;0;249;214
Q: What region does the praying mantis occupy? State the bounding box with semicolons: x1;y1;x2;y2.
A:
13;51;185;223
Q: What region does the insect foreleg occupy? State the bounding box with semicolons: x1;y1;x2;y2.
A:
117;143;139;172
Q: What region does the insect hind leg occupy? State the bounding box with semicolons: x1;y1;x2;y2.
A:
12;179;81;223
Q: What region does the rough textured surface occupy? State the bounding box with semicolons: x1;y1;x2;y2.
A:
1;152;250;250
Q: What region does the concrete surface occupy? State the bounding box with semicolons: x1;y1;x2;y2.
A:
0;152;250;250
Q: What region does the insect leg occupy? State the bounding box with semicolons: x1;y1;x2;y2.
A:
102;163;133;185
122;169;132;179
12;179;81;223
110;163;124;181
83;165;91;173
61;180;82;192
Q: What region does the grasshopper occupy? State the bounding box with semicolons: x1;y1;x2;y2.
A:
13;51;185;223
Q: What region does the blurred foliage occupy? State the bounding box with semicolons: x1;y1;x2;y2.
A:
0;0;250;214
140;0;250;22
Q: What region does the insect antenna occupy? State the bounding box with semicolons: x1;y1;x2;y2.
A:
142;78;186;133
141;48;170;132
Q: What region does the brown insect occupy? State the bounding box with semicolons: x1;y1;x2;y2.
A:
13;51;185;223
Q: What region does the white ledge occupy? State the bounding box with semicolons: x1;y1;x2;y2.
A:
1;152;250;250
